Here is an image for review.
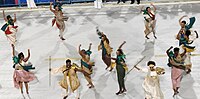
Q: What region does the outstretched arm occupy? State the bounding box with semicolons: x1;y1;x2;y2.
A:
140;6;144;13
11;44;15;57
118;41;126;49
13;13;16;22
150;3;156;11
2;10;7;21
78;44;84;57
134;65;141;71
23;49;30;62
50;2;55;13
88;43;92;51
179;15;187;26
166;46;173;56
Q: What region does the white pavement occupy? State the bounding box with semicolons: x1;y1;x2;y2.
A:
0;2;200;99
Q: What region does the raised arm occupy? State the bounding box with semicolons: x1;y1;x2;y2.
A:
179;15;187;26
88;43;92;51
166;46;173;56
13;13;16;22
23;49;30;62
150;3;156;11
50;2;55;13
118;41;126;49
140;6;144;13
11;44;15;57
2;10;7;21
180;48;186;57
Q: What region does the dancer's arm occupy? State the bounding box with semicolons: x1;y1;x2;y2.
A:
13;13;16;22
134;65;141;71
151;3;156;11
140;6;144;13
11;44;15;57
194;31;199;38
166;46;173;56
180;48;186;57
118;41;126;49
2;10;7;21
78;44;84;57
24;49;30;62
88;43;92;51
179;15;187;26
50;2;55;13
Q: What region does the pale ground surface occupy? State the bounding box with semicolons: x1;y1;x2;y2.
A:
0;1;200;99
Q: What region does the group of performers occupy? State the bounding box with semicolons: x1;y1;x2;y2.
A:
166;15;198;97
0;2;199;99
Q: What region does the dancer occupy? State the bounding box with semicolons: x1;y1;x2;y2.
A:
166;46;186;97
50;2;68;40
12;44;36;95
26;0;37;8
134;61;165;99
97;27;114;71
109;41;127;95
141;3;157;39
1;10;18;45
179;15;195;31
78;43;95;88
57;59;89;99
177;16;198;73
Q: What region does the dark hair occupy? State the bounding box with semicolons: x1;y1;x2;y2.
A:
173;47;179;52
181;21;186;24
7;15;11;20
147;61;156;66
53;3;62;11
18;52;24;59
117;49;124;55
185;30;191;37
146;7;150;11
66;59;71;63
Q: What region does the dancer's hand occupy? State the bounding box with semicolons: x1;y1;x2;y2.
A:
50;2;53;5
90;43;92;45
79;44;81;47
28;49;30;53
170;46;173;49
123;41;126;44
11;44;14;48
150;2;154;6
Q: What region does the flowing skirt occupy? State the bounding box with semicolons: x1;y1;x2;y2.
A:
13;70;36;89
142;77;164;99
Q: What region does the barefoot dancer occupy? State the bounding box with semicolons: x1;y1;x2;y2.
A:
141;3;157;39
166;46;186;97
109;41;127;95
12;44;36;95
97;27;114;71
1;10;18;45
78;43;95;88
50;2;68;40
134;61;165;99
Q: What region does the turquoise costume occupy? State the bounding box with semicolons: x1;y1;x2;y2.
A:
13;56;35;72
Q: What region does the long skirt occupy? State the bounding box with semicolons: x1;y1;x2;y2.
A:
142;77;164;99
171;67;183;89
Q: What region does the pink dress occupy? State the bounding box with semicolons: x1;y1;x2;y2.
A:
13;62;36;89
